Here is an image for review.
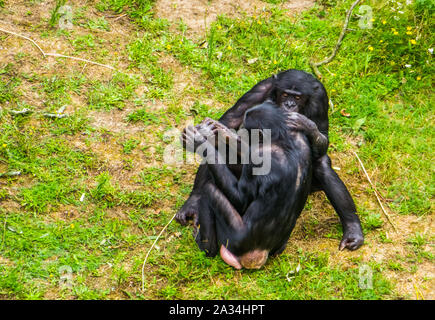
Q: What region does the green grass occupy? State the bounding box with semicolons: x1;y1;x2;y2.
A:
0;0;433;299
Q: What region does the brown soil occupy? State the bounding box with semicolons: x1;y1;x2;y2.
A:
1;0;432;300
155;0;315;36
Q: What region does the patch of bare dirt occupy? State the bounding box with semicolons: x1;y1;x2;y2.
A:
155;0;315;36
0;0;138;85
283;0;316;13
89;108;144;133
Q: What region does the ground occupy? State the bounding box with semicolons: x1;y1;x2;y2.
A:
0;0;433;299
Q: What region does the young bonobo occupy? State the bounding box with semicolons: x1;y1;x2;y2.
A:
181;102;328;269
177;69;364;254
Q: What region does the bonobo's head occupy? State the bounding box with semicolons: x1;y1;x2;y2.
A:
271;69;327;115
242;101;289;142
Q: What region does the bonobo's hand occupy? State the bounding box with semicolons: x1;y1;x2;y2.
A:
286;112;328;158
285;112;317;134
339;222;365;251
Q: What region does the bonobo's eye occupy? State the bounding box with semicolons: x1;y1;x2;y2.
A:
294;95;301;100
281;92;289;98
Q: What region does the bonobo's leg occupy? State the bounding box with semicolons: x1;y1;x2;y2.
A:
270;242;287;256
195;189;219;257
194;182;244;260
182;122;246;210
203;183;269;270
313;155;364;251
202;183;245;269
175;78;274;226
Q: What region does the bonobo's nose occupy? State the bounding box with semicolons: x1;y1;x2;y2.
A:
284;100;298;111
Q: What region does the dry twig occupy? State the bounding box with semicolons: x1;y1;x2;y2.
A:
413;282;425;300
309;0;362;78
0;171;22;178
0;26;46;57
0;26;118;72
141;212;177;292
353;151;398;232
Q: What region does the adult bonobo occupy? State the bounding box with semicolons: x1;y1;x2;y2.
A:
176;69;364;255
181;102;328;269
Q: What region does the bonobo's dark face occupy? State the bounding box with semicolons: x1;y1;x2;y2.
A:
275;87;308;113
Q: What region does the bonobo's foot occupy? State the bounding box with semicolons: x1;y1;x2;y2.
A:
184;117;241;147
180;124;209;153
201;118;240;143
175;194;200;226
339;222;364;251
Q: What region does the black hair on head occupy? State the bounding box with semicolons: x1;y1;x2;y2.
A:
243;102;289;143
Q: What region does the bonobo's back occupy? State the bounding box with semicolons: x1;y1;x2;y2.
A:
219;102;313;269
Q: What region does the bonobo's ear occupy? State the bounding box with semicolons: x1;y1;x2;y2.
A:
272;74;278;87
270;80;279;101
270;88;277;102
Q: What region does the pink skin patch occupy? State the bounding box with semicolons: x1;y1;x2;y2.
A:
220;245;242;269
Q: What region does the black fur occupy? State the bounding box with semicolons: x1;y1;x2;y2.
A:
176;69;364;255
184;103;321;265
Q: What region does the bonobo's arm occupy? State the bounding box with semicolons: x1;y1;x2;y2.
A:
286;112;328;159
181;122;246;209
219;77;275;129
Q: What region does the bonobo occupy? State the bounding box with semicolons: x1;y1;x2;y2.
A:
181;102;328;269
176;69;364;254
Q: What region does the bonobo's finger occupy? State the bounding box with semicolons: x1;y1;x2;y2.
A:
202;117;215;126
204;118;226;132
285;119;301;131
287;112;306;123
199;118;216;131
195;122;212;137
201;118;222;136
180;132;187;146
181;132;197;152
182;125;195;141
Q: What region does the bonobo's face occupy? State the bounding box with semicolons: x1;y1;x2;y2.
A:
275;87;308;113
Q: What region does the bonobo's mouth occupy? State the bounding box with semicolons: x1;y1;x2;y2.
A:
282;101;298;112
220;245;269;270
